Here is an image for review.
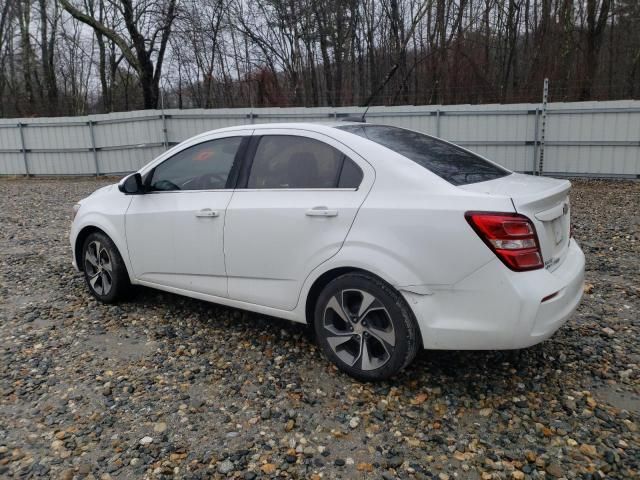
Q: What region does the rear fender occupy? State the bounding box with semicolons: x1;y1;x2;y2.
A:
295;243;436;321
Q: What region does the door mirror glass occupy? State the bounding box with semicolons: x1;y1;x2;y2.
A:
118;173;143;194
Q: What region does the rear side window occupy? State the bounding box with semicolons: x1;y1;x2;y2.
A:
337;125;509;186
247;135;362;189
338;157;363;188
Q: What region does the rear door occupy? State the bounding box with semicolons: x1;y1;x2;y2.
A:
224;129;374;310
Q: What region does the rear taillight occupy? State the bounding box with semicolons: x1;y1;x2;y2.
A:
465;212;544;272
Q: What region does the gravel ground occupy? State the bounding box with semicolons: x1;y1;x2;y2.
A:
0;177;638;480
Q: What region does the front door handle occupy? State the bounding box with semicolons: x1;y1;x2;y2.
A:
306;206;338;217
195;208;219;218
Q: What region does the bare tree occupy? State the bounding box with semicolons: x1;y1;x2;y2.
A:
580;0;611;99
59;0;178;108
0;0;639;117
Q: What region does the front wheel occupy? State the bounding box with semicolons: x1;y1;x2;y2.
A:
314;273;420;381
82;232;130;303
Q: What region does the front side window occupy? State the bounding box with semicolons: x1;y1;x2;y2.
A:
247;135;362;189
337;125;509;186
150;137;243;191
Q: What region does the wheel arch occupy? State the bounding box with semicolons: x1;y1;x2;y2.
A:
300;242;432;324
304;266;411;325
74;225;133;283
305;267;357;324
75;225;107;272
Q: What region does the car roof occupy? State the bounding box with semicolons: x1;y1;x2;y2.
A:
176;122;345;146
181;121;376;150
207;121;360;134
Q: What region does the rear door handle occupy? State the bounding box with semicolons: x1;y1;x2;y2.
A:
195;208;219;218
306;206;338;217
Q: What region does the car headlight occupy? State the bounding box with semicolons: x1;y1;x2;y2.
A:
72;203;81;221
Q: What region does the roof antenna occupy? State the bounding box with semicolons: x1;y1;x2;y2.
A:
359;103;372;123
342;105;369;123
344;63;401;123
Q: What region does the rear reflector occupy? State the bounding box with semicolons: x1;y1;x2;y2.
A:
465;212;544;271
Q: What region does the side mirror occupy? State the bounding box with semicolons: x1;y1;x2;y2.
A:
118;173;144;195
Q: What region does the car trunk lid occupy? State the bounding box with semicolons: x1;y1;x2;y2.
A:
460;173;571;271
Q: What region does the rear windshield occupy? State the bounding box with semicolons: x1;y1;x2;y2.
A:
336;124;510;186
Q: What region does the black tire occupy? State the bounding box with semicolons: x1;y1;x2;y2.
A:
313;272;420;381
82;231;131;303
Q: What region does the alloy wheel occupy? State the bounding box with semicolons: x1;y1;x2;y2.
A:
84;240;113;296
322;289;396;371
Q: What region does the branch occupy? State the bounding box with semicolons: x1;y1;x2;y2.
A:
153;0;178;84
58;0;139;73
361;0;432;107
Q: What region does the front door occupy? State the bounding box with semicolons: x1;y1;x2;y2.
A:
224;130;374;310
125;133;248;297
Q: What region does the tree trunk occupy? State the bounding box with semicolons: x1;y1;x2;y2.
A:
17;0;35;110
580;0;611;99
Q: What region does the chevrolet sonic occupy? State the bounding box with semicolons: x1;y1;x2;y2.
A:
70;123;585;380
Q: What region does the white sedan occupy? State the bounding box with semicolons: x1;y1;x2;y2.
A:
70;122;585;380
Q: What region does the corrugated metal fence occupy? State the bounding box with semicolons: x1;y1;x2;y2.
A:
1;101;638;178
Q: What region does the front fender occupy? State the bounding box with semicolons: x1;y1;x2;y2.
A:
70;196;133;282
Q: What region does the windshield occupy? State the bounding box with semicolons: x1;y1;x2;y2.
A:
336;124;510;186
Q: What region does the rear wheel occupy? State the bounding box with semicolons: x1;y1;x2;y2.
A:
82;232;130;303
314;273;420;381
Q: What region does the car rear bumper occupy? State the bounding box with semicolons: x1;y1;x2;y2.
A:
403;238;585;350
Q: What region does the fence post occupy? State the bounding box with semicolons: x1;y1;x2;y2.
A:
18;123;29;176
160;90;169;149
88;120;100;176
537;78;549;175
161;113;169;149
436;109;441;137
533;108;540;174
